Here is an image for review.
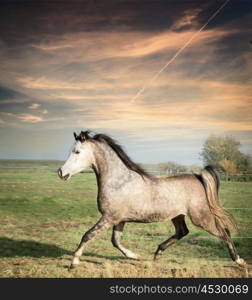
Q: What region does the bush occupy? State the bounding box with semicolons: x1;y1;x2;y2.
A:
220;174;252;182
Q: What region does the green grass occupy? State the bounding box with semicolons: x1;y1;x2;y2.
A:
0;164;251;278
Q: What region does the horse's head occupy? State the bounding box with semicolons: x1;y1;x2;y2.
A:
58;131;94;181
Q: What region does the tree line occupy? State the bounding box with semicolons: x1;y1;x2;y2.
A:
200;135;251;174
140;135;251;176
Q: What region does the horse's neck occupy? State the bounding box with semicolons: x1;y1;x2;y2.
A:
92;143;133;184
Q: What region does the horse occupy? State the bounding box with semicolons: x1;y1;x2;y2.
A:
58;131;246;270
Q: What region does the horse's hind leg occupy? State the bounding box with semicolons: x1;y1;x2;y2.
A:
154;214;189;260
189;213;246;268
111;222;140;260
223;229;246;267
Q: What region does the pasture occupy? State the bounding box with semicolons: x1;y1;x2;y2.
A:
0;162;251;278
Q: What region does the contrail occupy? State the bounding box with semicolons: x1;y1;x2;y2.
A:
131;0;231;103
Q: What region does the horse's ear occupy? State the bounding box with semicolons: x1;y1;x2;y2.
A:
80;131;89;142
73;132;77;140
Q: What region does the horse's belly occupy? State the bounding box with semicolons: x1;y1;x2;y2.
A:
133;212;169;223
123;198;187;222
97;180;189;222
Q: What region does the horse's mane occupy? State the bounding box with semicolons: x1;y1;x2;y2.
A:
77;131;151;178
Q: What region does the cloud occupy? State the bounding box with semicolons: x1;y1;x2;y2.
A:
172;7;204;30
1;112;44;123
51;94;131;101
34;44;73;51
28;103;41;109
13;68;252;136
72;87;252;135
17;76;84;90
28;103;48;114
17;113;44;123
13;25;236;107
33;28;233;62
0;1;251;162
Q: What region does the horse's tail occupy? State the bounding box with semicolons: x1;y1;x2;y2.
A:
201;165;239;240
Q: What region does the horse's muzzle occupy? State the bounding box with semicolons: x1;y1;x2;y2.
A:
58;168;70;181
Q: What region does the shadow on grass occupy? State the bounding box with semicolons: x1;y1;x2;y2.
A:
186;233;252;260
84;252;130;261
0;237;72;258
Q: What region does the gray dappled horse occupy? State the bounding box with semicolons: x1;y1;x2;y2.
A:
58;131;246;269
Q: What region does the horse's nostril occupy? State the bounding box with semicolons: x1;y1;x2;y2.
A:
58;168;62;178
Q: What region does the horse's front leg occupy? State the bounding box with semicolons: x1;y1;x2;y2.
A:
111;222;140;259
70;216;111;269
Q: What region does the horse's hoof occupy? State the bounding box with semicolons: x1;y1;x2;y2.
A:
69;264;78;270
130;252;140;260
127;254;140;260
236;257;247;268
124;250;140;260
133;255;141;260
153;250;162;260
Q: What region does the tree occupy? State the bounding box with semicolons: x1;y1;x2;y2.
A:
219;159;237;175
200;135;251;173
236;153;251;172
157;162;187;174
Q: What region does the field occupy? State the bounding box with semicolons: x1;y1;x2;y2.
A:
0;161;251;278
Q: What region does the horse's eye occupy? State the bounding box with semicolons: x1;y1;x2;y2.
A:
75;151;80;154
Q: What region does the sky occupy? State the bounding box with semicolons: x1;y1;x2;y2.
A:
0;0;251;165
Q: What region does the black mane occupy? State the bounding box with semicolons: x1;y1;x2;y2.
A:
77;131;151;178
